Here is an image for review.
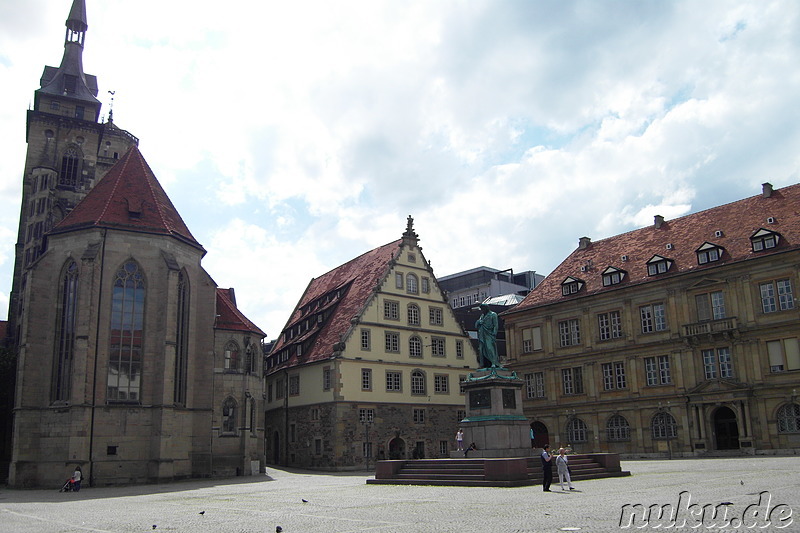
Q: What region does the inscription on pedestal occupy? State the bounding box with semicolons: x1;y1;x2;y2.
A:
470;389;491;409
502;389;516;409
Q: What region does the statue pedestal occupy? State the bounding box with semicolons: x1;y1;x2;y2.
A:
454;367;532;458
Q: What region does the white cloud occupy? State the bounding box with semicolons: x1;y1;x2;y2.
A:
1;0;799;336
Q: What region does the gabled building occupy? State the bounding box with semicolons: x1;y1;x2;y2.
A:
503;182;800;456
265;218;478;468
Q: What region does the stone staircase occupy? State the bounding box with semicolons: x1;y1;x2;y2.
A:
368;453;630;487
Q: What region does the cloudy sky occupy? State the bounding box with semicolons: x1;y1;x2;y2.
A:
1;0;799;338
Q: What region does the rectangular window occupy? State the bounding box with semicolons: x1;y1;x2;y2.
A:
395;272;404;289
361;368;372;391
434;374;449;393
602;363;614;390
457;409;466;421
525;372;545;399
289;423;296;443
702;347;734;379
359;408;375;423
558;319;581;347
522;326;543;353
646;355;673;385
363;442;373;458
429;307;444;326
276;379;285;399
361;328;371;350
288;375;300;396
696;291;726;321
456;340;464;359
615;361;627;389
315;438;322;455
386;371;402;392
459;375;466;394
640;303;667;333
422;277;430;293
310;408;320;421
431;337;446;357
562;367;583;395
385;332;400;353
598;311;622;341
760;279;795;313
384;300;399;320
767;338;800;372
439;440;448;456
413;408;425;423
323;368;332;391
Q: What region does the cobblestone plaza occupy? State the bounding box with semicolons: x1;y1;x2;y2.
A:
1;456;798;532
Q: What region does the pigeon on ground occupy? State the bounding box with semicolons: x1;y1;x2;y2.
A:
302;499;308;503
199;511;205;515
276;527;283;532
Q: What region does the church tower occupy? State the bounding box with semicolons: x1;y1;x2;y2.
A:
7;0;138;347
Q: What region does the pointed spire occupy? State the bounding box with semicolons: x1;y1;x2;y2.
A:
36;0;100;119
402;214;419;246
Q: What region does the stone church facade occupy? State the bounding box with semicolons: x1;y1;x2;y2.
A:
7;1;266;488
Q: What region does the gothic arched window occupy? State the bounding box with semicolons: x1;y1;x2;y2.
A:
108;260;145;402
59;146;82;188
224;341;240;371
222;397;237;433
652;411;678;439
52;261;79;403
567;417;588;443
174;271;190;405
606;414;630;441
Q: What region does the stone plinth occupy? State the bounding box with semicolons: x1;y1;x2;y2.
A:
455;367;531;458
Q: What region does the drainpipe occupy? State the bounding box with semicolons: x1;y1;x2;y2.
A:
88;229;107;487
283;368;289;466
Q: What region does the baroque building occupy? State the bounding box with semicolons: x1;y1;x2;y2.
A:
265;218;479;468
503;183;800;456
7;1;266;487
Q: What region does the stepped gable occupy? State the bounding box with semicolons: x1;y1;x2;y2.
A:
52;145;202;249
270;239;402;370
513;182;800;312
215;288;266;336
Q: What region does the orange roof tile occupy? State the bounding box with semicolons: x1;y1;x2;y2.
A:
510;183;800;313
215;288;266;337
51;146;202;249
269;239;402;371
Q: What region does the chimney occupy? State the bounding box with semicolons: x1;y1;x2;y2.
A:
578;236;591;250
762;182;773;198
654;215;664;229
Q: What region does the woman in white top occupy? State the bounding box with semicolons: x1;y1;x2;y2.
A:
555;448;575;491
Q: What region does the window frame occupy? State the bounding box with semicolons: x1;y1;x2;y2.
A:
598;310;622;341
558;318;581;347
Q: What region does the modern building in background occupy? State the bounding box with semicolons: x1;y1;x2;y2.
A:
503;183;800;456
6;1;266;488
265;218;479;468
438;266;543;310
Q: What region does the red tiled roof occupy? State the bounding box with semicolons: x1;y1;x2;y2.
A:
510;183;800;313
269;239;403;371
215;288;266;337
51;146;202;249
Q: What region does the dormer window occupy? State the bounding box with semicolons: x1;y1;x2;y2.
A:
751;228;780;252
602;266;626;287
696;242;724;265
561;276;585;296
646;255;673;276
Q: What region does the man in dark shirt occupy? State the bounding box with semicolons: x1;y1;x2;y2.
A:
541;444;553;492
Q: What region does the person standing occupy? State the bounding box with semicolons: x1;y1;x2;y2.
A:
72;465;82;492
540;445;553;492
556;448;575;491
456;428;464;451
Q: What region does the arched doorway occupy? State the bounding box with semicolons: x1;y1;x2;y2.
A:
531;421;549;449
273;431;280;464
388;437;406;460
713;406;740;450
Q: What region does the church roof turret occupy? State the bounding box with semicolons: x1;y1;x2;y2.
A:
36;0;100;118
